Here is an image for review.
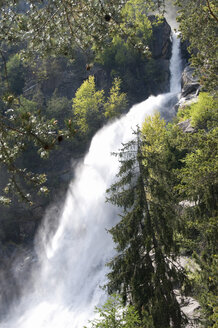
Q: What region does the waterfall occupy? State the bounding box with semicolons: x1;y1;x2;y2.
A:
1;33;182;328
170;32;182;93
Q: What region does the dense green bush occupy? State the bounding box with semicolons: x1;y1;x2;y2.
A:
178;92;218;129
84;294;152;328
7;53;26;95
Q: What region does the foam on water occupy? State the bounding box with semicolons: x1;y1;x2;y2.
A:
1;32;182;328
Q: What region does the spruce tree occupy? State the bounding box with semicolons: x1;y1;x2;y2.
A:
106;122;186;328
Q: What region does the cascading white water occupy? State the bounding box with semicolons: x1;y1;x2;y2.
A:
1;32;182;328
170;33;182;93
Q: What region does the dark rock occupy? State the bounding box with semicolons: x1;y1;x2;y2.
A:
149;16;172;60
182;83;200;98
182;65;199;87
93;66;109;90
180;40;191;65
181;65;200;98
145;16;172;94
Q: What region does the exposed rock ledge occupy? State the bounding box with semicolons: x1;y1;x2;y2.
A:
177;119;195;133
176;65;200;133
181;65;200;99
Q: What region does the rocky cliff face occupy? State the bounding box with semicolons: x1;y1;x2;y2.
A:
148;15;172;94
37;17;173;105
181;65;200;99
90;17;173;100
176;62;200;134
149;16;172;60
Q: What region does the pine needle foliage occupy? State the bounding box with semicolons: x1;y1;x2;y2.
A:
106;122;187;328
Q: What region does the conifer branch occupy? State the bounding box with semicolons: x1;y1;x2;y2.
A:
206;0;218;22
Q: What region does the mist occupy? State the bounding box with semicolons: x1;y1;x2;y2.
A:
164;0;180;31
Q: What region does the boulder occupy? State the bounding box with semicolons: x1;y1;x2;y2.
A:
181;65;200;98
175;291;201;328
177;119;195;133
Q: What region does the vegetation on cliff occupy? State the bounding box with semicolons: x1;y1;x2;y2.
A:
0;0;217;327
0;0;168;206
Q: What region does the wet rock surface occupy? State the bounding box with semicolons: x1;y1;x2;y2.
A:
180;40;191;66
148;16;172;93
181;65;200;99
149;16;172;60
177;119;195;133
176;64;200;133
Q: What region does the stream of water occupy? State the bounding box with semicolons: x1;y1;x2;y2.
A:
1;32;182;328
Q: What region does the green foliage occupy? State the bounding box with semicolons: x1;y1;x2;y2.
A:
106;109;217;326
106;123;186;328
0;94;74;205
175;0;218;90
176;127;218;216
46;92;72;125
171;96;218;326
18;96;38;113
7;53;26;95
177;92;218;129
72;76;128;139
0;3;217;326
0;0;166;204
0;65;127;204
104;78;128;119
95;12;166;104
96;35;138;69
72;76;105;137
94;0;153;67
85;294;146;328
142;112;168;154
192;254;218;328
0;0;165;60
119;0;153;53
97;37;160;104
96;36;148;103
